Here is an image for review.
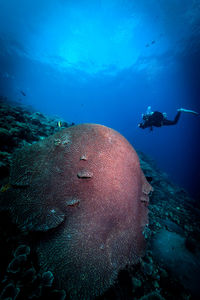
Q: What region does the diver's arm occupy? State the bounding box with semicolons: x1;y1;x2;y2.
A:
138;123;145;129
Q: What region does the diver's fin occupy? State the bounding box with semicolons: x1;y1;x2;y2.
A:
177;108;199;115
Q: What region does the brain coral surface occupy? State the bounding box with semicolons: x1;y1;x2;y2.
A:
0;123;153;299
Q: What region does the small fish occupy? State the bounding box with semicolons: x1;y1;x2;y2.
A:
58;121;62;128
151;40;156;44
20;90;26;96
0;183;11;192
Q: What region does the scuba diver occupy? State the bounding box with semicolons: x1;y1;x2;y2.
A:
138;106;199;131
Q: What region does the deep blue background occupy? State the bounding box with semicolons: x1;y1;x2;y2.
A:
0;0;200;199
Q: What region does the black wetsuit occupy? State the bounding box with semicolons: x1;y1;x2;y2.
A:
139;111;181;130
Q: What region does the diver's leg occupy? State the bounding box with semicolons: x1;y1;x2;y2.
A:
163;111;181;126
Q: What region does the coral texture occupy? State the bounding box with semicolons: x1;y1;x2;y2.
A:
0;123;152;299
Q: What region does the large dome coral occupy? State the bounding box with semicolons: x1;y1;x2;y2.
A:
0;123;153;299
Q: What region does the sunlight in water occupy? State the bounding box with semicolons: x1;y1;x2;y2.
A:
32;0;147;74
0;0;197;74
0;0;161;74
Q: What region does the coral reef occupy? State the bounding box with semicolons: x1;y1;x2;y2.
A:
0;98;73;185
0;98;200;300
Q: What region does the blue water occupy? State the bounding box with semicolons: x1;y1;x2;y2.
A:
0;0;200;199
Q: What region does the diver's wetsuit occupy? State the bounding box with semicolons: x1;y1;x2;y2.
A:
139;111;181;130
